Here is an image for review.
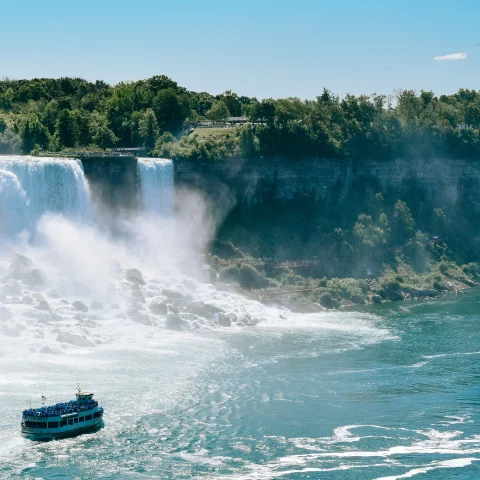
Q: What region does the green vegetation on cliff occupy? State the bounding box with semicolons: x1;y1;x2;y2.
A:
2;75;480;308
2;75;480;161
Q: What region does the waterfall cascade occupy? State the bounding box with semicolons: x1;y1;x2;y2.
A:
0;156;92;238
137;158;174;216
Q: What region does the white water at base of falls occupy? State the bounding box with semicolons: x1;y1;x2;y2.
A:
137;158;174;216
0;156;92;238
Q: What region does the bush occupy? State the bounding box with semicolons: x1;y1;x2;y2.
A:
378;276;403;301
462;263;480;278
319;292;339;309
221;263;271;289
371;294;382;304
350;294;366;304
328;278;363;301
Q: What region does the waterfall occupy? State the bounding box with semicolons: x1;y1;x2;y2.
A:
0;156;92;238
137;158;174;216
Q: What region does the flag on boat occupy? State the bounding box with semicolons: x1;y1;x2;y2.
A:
42;395;46;403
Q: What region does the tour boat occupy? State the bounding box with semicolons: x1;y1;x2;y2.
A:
21;387;104;441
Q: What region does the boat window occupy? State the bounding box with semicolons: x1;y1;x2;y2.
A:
25;421;47;428
79;417;85;422
94;411;102;418
74;418;78;424
48;422;59;428
68;419;73;425
85;414;93;421
60;420;67;427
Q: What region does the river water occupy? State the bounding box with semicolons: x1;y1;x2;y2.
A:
0;155;479;479
1;290;479;479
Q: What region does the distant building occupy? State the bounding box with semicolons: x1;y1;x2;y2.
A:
228;116;248;124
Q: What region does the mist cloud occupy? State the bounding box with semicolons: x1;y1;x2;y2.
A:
434;52;467;61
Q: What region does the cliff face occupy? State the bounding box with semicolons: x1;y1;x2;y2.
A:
175;157;480;263
80;155;138;210
175;157;480;211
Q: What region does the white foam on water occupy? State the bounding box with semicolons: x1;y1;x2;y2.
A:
0;154;402;478
375;457;479;480
423;350;480;359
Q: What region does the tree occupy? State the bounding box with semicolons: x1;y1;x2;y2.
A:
392;200;415;242
91;113;118;149
138;108;159;149
251;99;276;125
221;90;242;117
206;100;230;123
21;117;50;153
353;214;388;248
56;109;75;148
153;88;189;133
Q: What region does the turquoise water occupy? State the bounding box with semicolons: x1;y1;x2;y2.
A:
1;290;480;479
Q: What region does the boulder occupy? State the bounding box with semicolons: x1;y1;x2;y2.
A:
165;313;186;331
149;302;168;315
162;288;185;300
237;314;257;326
25;268;46;287
189;301;223;318
126;268;145;285
167;304;179;314
56;332;95;347
130;312;151;325
2;280;22;296
7;296;22;304
39;346;55;354
131;290;145;302
91;301;103;310
403;287;439;298
36;300;51;311
218;313;232;327
32;293;46;302
72;301;89;312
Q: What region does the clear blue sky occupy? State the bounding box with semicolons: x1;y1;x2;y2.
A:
2;0;479;99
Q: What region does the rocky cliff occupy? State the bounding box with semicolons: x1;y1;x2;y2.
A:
174;156;480;210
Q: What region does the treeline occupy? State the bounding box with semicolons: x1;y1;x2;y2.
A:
2;75;480;160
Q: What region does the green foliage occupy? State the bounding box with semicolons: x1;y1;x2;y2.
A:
221;263;271;289
3;76;480;159
462;262;480;278
327;277;365;302
353;213;388;248
378;276;403;301
138;108;159;149
20;117;49;153
402;234;428;272
153;88;189;133
392;200;415;243
318;292;339;309
207;100;230;123
56;109;75;147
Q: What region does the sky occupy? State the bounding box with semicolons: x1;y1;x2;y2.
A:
2;0;479;99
